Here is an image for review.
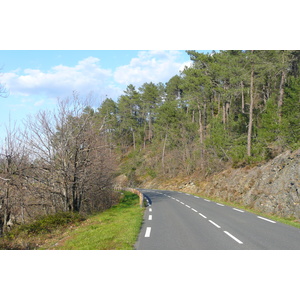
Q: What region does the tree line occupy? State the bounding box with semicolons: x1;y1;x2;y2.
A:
1;50;300;234
0;93;117;236
95;50;300;183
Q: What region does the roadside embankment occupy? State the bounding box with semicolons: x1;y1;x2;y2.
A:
139;149;300;220
199;149;300;219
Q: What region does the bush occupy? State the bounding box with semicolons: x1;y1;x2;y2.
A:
14;212;86;235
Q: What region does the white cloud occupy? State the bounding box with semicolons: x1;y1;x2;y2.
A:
1;52;191;106
179;60;193;72
34;100;45;107
2;57;119;99
114;50;184;86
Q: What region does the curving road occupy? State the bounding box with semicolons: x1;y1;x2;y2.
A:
134;189;300;250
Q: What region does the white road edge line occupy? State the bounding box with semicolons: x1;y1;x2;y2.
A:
148;215;152;220
204;199;211;202
145;227;151;237
209;220;221;228
216;203;224;206
199;213;207;219
224;231;243;244
233;208;244;213
257;216;276;223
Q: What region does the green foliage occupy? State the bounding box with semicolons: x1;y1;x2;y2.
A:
282;76;300;149
14;212;85;235
96;51;300;180
205;116;231;160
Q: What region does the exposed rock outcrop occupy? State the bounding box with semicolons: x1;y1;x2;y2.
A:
199;149;300;219
140;149;300;220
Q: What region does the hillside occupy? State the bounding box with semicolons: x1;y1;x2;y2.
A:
2;50;300;235
136;148;300;220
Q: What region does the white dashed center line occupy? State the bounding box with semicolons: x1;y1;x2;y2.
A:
148;215;152;220
224;231;243;244
199;213;207;219
209;220;221;228
185;205;191;208
191;208;198;213
145;227;151;237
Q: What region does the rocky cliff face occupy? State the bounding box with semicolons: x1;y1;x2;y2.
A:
141;149;300;220
199;149;300;219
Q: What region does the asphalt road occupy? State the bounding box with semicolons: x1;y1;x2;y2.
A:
134;189;300;250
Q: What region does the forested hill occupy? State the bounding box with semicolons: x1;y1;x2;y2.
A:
2;50;300;235
96;50;300;185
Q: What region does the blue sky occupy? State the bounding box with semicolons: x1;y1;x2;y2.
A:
0;50;209;141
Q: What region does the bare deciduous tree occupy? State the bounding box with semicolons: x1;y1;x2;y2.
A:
0;123;28;235
24;92;116;214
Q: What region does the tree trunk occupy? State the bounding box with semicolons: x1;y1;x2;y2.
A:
198;107;203;145
278;69;286;122
132;129;136;150
247;67;254;157
162;133;167;175
241;81;245;113
222;101;226;125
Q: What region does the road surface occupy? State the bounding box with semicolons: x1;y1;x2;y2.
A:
135;189;300;250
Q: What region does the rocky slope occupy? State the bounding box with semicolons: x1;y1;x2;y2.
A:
139;149;300;220
199;149;300;219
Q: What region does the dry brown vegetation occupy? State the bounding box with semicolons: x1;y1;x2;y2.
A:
0;93;117;237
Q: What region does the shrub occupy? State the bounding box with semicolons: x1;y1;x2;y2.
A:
14;212;86;235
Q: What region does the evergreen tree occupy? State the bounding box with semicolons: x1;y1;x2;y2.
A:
117;85;141;151
282;76;300;149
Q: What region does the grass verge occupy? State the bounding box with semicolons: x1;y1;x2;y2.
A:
47;191;144;250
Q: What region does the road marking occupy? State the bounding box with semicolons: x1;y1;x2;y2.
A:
185;205;191;208
185;193;190;195
209;220;221;228
195;196;200;198
257;216;276;223
199;213;207;219
180;202;185;205
176;199;180;202
204;199;211;202
233;208;244;213
148;215;152;220
216;203;224;206
149;208;152;212
191;208;198;213
224;231;243;244
145;227;151;237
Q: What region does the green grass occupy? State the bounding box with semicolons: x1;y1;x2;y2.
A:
53;191;144;250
